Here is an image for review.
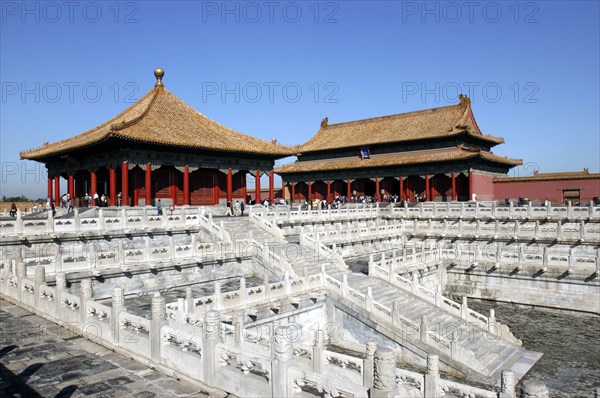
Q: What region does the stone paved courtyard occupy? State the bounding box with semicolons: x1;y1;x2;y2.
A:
0;299;211;398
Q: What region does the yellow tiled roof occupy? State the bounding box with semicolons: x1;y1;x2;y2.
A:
494;169;600;183
275;145;522;174
20;86;293;160
299;96;504;153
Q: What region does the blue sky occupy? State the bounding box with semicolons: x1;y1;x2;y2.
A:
1;0;599;198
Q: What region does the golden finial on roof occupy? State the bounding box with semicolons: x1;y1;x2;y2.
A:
154;68;165;87
321;117;329;128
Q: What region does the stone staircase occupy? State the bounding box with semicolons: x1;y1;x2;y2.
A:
326;270;539;384
219;216;278;243
218;216;541;384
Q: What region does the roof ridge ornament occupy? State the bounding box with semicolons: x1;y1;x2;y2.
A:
458;93;470;106
321;117;329;128
154;68;165;87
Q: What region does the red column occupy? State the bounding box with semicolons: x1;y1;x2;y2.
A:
347;179;351;199
54;176;60;205
291;183;295;204
47;177;53;200
109;167;117;206
468;169;474;200
327;180;331;202
425;175;430;201
68;174;74;199
145;163;152;205
90;170;97;197
375;177;380;202
121;162;129;207
242;173;247;203
451;172;457;201
308;181;312;200
183;165;190;205
255;170;261;203
399;177;404;200
269;172;274;202
226;167;233;202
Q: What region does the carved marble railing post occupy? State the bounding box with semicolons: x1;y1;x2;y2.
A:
202;310;221;386
46;210;54;233
185;287;193;314
239;277;247;305
144;238;151;262
366;287;374;312
272;325;293;398
341;274;348;297
556;221;562;239
176;298;185;328
424;354;440;398
150;292;167;362
16;209;23;234
34;266;45;308
461;296;469;320
111;287;125;344
312;329;325;372
420;315;428;342
411;273;418;294
500;370;516;398
371;347;398;398
520;379;549;398
363;340;377;388
80;278;93;328
73;208;80;231
580;220;586;241
234;310;244;345
488;308;496;333
527;202;533;217
567;201;573;219
213;281;222;310
98;209;105;230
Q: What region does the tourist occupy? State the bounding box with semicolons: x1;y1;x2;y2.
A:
67;195;74;213
505;198;510;207
157;199;163;215
9;202;17;217
93;192;99;206
226;200;232;216
50;201;56;217
263;199;269;207
234;200;240;216
117;192;122;207
240;201;245;216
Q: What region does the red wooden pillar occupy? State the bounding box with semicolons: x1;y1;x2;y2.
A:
375;177;380;202
468;169;474;200
121;162;129;207
109;167;117;206
226;167;233;203
326;180;331;202
145;163;152;205
451;172;457;201
347;179;351;199
424;175;430;201
90;170;97;197
255;170;261;203
68;174;74;199
54;176;60;205
183;165;190;205
242;172;247;203
269;171;274;202
47;177;53;200
308;181;312;201
429;175;435;202
399;177;404;200
291;182;296;204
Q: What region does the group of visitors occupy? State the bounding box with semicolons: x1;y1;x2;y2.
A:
226;200;245;216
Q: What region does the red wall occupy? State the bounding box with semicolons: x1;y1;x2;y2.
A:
472;172;495;201
494;178;600;203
